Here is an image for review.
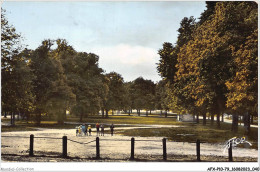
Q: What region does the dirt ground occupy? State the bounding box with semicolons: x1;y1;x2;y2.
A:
1;127;258;162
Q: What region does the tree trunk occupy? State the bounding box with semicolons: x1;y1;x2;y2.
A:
112;110;114;115
150;110;151;115
251;113;254;124
10;112;13;125
138;109;140;116
203;113;206;125
211;114;214;125
101;109;104;118
146;110;148;117
48;113;52;120
13;112;15;125
4;112;7;118
26;112;30;123
58;112;65;125
63;110;67;121
243;112;251;134
105;109;108;118
221;114;224;122
217;114;220;128
165;110;167;118
36;112;41;126
128;109;130;115
196;114;199;124
22;112;25;120
232;113;238;133
160;110;162;117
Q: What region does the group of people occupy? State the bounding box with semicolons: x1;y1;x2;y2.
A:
76;123;115;136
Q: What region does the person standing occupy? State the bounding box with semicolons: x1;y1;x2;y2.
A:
78;125;82;136
110;123;114;136
96;122;100;136
82;124;86;136
76;126;79;136
88;125;92;136
101;124;105;136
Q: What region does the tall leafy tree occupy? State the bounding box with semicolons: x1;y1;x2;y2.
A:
226;29;258;133
55;39;104;121
157;42;177;83
176;1;257;131
29;40;56;125
1;9;34;125
130;77;155;116
103;72;126;117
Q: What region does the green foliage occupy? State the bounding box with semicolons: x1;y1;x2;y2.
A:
130;77;156;111
157;42;177;83
226;29;258;112
104;72;126;111
157;2;257;131
56;40;104;120
1;9;34;117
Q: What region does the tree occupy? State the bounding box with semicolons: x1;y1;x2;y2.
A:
103;72;126;117
155;80;171;117
45;43;76;124
226;29;258;133
198;1;217;25
130;77;155;116
157;42;177;83
175;1;258;130
29;40;57;125
122;82;132;115
1;9;34;125
55;39;104;121
176;16;196;48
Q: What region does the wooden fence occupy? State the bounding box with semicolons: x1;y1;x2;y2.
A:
24;134;233;161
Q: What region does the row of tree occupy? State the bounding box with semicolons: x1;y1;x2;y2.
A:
157;1;258;133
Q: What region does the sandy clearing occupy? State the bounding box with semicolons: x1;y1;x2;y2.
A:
1;127;258;161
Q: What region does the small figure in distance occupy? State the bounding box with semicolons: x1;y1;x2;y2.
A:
96;122;100;136
101;124;105;136
78;125;82;136
88;125;92;136
76;126;79;136
84;124;88;136
82;124;86;136
110;123;114;136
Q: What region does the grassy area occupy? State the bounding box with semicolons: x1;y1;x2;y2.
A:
117;119;258;149
1;120;77;132
2;114;174;132
66;114;181;125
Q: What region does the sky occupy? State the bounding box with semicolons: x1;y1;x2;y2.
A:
2;1;206;82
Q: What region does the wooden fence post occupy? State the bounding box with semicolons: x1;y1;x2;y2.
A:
163;138;167;160
229;142;233;162
62;136;67;158
96;137;100;159
29;134;34;156
130;137;135;160
196;139;200;161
